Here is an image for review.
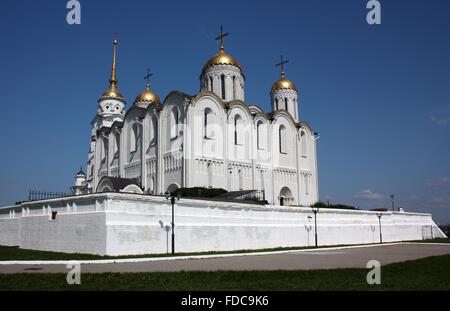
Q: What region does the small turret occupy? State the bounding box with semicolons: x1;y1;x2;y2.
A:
271;55;299;122
71;167;87;195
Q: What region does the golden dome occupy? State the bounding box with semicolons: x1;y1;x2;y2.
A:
203;47;243;73
99;85;125;102
271;73;297;92
134;84;160;106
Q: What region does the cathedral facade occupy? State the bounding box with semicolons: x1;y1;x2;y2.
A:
82;31;319;207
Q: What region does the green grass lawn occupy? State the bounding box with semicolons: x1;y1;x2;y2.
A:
0;254;449;290
0;238;448;261
0;244;360;261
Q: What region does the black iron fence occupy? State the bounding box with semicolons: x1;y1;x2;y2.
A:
215;190;266;203
28;190;70;202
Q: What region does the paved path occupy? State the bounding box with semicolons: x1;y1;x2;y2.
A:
1;243;449;274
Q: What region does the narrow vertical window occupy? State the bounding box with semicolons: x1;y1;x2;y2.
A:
221;74;226;100
257;121;264;150
301;131;307;157
279;125;287;154
284;98;288;111
234;115;242;145
232;76;236;100
101;137;107;162
234;117;238;145
150;115;158;146
204;110;208;138
170;107;178;139
275;98;279;110
209;76;213;92
130;124;138;153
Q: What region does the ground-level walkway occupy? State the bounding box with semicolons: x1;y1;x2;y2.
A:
1;243;450;274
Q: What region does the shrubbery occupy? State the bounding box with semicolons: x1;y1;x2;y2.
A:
172;187;227;198
312;202;357;210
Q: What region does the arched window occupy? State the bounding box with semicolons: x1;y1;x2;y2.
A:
204;108;212;139
100;137;107;162
111;133;119;164
234;115;242;145
301;131;307;157
284;98;288;111
275;98;279;110
149;115;158;146
221;74;226;100
170;107;179;139
130;123;139;153
232;76;236;100
279;125;287;154
256;121;264;150
209;76;213;92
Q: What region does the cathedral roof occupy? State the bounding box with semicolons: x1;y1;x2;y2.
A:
202;47;243;74
134;84;160;108
271;72;297;92
99;85;125;102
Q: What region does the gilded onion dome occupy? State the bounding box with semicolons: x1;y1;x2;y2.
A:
271;72;297;92
134;83;160;107
99;35;125;102
202;46;243;74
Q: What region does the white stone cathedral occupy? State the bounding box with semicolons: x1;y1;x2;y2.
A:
79;30;319;207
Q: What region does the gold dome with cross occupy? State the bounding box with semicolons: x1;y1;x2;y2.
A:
271;55;297;92
202;26;243;74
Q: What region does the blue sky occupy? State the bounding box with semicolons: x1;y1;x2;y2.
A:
0;0;449;223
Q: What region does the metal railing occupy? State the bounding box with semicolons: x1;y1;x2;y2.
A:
28;190;70;202
215;190;266;203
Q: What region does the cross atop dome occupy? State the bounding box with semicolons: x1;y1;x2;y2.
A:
134;67;159;107
215;25;229;51
275;55;289;79
144;67;153;88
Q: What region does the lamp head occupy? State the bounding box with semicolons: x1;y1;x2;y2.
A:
165;191;170;200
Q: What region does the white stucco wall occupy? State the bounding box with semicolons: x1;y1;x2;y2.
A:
0;193;445;256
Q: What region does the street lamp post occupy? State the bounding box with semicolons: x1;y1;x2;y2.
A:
165;191;180;254
312;208;318;247
377;213;383;244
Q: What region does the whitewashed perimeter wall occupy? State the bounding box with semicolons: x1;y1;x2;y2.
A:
0;193;446;256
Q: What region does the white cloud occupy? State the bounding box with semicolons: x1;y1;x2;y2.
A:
430;116;450;126
430;106;450;126
425;177;450;187
353;190;385;200
430;197;450;205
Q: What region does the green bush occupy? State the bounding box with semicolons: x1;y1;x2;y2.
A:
312;202;357;210
172;187;227;198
